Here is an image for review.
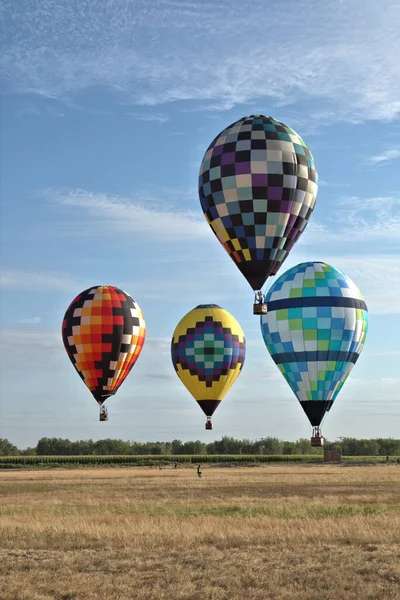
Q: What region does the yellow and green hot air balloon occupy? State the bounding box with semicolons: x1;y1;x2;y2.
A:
171;304;246;429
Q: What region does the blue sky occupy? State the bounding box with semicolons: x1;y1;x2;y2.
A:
0;0;399;448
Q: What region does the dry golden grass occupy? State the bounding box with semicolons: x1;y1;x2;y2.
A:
1;464;400;600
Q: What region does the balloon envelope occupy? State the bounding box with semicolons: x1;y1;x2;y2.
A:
171;304;246;417
198;115;318;290
260;262;368;426
62;285;146;405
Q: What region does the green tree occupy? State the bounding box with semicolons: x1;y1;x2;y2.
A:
171;439;183;454
36;438;73;455
213;436;243;454
294;438;314;455
341;438;380;456
258;437;283;455
376;438;400;456
180;440;206;454
71;440;94;455
281;442;296;455
0;438;20;456
20;447;37;456
92;439;130;455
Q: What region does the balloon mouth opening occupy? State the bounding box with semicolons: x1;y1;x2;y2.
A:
93;390;116;405
195;304;221;309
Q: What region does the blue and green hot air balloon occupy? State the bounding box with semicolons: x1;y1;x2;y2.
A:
260;262;368;445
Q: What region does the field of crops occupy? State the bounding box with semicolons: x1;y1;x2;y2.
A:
0;454;398;468
1;464;399;600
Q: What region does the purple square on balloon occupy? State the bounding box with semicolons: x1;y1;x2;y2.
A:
280;200;291;213
235;162;251;175
212;145;224;156
221;152;235;165
268;187;282;200
252;174;268;187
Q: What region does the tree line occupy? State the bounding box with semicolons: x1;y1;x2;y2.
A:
1;436;400;457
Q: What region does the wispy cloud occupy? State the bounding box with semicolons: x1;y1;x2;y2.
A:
337;377;400;409
0;328;64;370
17;316;42;325
318;180;352;188
367;148;400;164
0;269;78;292
126;112;170;123
50;188;208;241
48;188;400;249
303;195;400;246
1;0;400;123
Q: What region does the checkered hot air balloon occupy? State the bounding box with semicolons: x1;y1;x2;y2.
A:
62;286;146;421
198;115;318;314
171;304;246;429
260;262;368;445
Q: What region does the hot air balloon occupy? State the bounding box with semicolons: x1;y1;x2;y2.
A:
198;115;318;314
260;262;368;446
62;285;146;421
171;304;246;429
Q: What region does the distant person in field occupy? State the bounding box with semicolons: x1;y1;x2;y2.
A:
197;464;202;478
174;462;178;470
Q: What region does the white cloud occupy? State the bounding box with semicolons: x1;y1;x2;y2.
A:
0;269;78;291
334;377;400;409
318;180;352;188
303;195;400;245
49;188;400;249
0;328;64;370
367;149;400;164
125;112;170;123
34;186;400;314
50;188;208;240
1;0;400;122
17;317;42;324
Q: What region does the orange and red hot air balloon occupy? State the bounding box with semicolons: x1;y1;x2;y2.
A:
62;285;146;420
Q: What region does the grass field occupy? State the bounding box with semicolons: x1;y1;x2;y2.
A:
0;465;399;600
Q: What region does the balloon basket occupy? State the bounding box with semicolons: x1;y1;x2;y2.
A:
99;410;108;422
311;426;324;447
253;303;267;315
311;436;324;447
205;418;213;430
253;292;267;315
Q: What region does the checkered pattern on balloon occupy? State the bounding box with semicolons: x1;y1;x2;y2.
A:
198;115;318;292
260;262;368;432
62;286;146;407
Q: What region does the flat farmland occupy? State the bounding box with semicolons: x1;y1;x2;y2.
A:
0;465;399;600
